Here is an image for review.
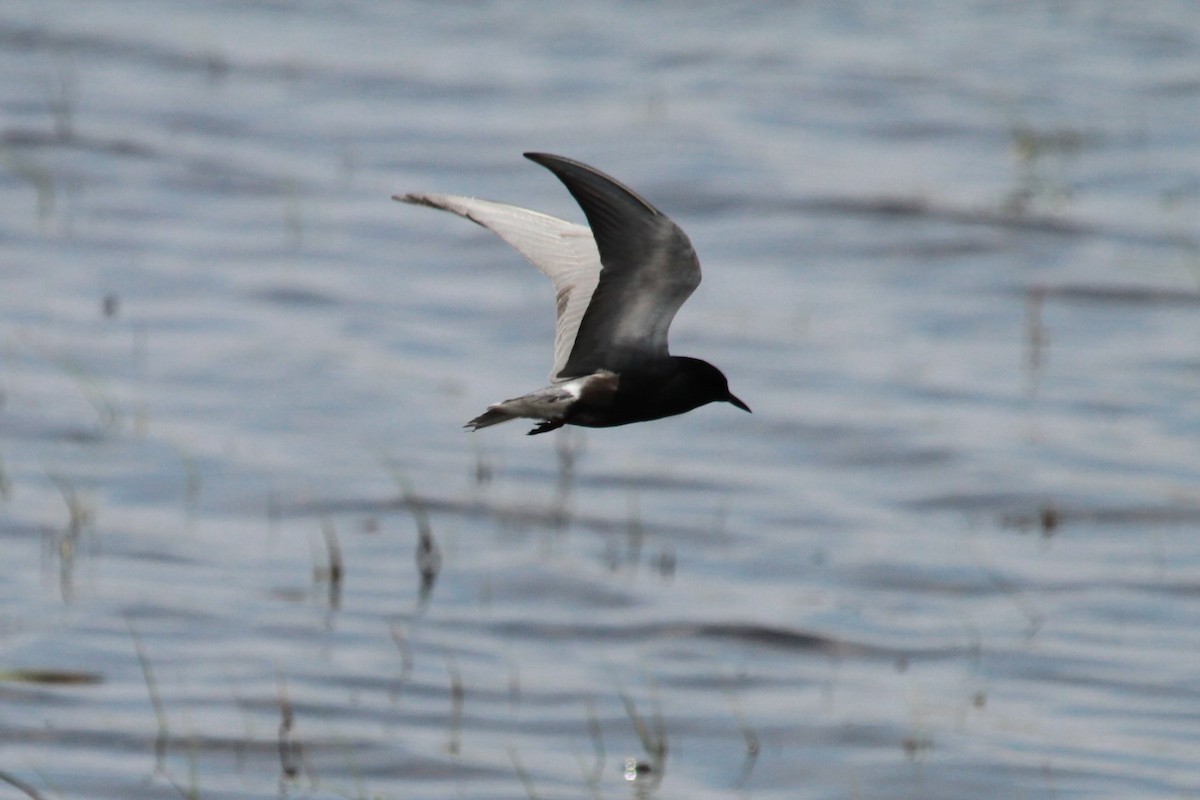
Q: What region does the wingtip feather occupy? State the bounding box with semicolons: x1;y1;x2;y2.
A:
396;192;442;208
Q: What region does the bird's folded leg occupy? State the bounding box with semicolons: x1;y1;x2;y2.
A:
527;420;565;436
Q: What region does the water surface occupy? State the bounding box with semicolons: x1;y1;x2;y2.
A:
2;2;1200;798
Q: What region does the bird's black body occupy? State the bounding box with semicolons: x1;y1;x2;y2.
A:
562;357;746;430
398;154;749;434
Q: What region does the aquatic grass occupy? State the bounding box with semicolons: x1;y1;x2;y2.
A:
49;473;92;541
0;47;75;225
0;769;47;800
0;143;57;226
267;488;282;540
127;618;169;771
388;621;414;696
166;442;203;526
331;737;372;800
47;473;95;603
1002;115;1084;217
282;174;304;249
40;349;123;435
602;490;646;573
966;528;1046;638
901;684;935;763
552;428;584;526
130;321;151;435
1159;187;1200;289
384;469;443;612
507;746;542;800
44;51;78;141
617;687;667;785
726;687;760;787
989;567;1044;638
653;546;676;581
0;446;11;501
201;47;231;86
230;681;255;774
315;518;344;612
276;675;302;782
507;662;521;713
444;653;464;756
1182;236;1200;290
0;668;101;684
1024;284;1048;399
413;501;442;611
577;696;605;790
471;440;494;492
167;733;202;800
624;491;644;573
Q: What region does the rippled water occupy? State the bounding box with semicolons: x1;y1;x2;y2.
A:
3;2;1200;798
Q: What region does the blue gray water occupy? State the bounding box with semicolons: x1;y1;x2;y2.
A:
2;2;1200;798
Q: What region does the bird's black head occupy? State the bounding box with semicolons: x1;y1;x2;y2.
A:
677;357;751;414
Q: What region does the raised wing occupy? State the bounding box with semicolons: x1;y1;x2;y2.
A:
524;153;700;377
396;192;602;383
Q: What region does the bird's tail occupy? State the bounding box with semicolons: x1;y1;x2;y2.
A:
465;383;578;432
464;406;517;431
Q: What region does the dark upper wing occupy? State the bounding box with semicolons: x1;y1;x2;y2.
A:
524;153;701;377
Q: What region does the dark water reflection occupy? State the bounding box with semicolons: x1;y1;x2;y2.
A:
3;2;1200;799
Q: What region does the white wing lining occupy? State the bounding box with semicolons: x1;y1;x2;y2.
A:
398;193;601;382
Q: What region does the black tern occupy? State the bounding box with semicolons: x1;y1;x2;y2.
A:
396;153;749;435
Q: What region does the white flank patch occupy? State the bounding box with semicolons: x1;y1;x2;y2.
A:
557;376;590;400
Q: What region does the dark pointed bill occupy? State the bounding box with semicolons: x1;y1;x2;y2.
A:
727;392;751;413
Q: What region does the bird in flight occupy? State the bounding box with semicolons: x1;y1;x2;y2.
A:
396;153;749;435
